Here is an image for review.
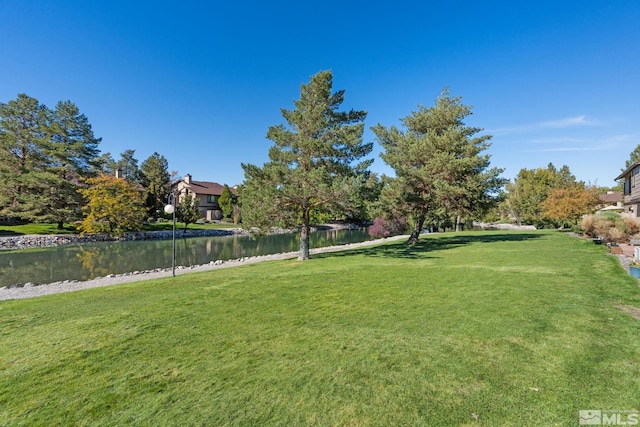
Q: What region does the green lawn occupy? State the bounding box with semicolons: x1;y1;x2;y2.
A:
1;231;639;426
0;221;237;236
0;223;80;236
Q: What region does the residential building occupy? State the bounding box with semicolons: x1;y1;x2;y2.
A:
615;162;640;217
172;174;231;221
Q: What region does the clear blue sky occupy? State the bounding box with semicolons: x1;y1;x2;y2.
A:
1;1;638;188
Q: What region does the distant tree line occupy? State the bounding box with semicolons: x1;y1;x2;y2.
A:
0;94;182;234
2;77;623;245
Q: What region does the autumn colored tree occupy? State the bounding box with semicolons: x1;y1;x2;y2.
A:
504;163;577;227
541;184;600;226
77;175;146;236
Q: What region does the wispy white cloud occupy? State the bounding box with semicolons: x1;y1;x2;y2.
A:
488;115;602;135
524;132;639;153
539;115;600;128
526;146;605;153
529;137;584;144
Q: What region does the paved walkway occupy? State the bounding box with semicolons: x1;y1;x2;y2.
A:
615;243;635;257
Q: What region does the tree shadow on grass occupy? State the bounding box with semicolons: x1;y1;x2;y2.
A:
314;232;545;260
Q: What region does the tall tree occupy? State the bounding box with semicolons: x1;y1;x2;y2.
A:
241;70;372;260
140;152;171;220
504;163;577;226
0;95;102;227
94;152;117;175
218;184;237;220
625;144;640;169
541;184;600;226
77;174;146;236
0;94;50;219
116;149;142;183
44;100;102;228
372;88;501;244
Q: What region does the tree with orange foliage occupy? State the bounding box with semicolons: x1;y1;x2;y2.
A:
541;184;600;226
77;174;146;236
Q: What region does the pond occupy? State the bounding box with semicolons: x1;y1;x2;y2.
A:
0;228;372;286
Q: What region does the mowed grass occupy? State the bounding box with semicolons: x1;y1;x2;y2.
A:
1;231;640;426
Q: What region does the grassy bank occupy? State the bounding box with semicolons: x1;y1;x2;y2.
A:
1;231;639;425
0;221;237;237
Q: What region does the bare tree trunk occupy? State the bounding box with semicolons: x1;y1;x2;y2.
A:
406;215;426;245
455;214;463;232
298;208;311;260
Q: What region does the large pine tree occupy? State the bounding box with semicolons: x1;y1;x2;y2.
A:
373;88;503;243
0;94;101;227
241;70;372;260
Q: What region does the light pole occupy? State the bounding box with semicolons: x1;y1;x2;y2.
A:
164;193;176;277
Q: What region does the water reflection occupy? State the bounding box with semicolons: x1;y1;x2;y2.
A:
0;229;371;286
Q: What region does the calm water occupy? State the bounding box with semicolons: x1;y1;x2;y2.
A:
0;229;372;286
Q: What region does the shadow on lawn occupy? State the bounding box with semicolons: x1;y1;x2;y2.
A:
316;232;544;260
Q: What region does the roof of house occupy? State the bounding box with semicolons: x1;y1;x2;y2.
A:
615;161;640;181
177;179;226;196
599;192;622;203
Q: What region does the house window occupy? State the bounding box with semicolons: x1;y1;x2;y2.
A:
207;195;217;204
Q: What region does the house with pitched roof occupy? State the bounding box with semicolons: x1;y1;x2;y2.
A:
615;162;640;217
172;174;232;221
598;191;622;210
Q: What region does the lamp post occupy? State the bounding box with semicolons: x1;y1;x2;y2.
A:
164;193;176;277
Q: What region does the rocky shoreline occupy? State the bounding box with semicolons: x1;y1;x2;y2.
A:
0;223;363;251
0;228;248;250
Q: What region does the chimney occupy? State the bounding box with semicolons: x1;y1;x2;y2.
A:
115;169;123;179
185;174;192;184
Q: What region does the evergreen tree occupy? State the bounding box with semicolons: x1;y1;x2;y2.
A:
218;184;237;220
45;100;102;228
0;95;101;227
116;149;142;183
241;70;372;260
0;94;50;219
140;152;171;220
372;88;502;243
625;144;640;169
94;152;117;175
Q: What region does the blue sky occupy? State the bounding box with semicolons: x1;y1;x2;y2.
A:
1;1;638;188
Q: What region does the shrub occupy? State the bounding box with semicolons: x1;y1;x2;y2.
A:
582;213;640;243
581;215;595;236
623;217;640;236
368;217;407;238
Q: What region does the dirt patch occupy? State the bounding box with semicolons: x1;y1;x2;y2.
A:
616;305;640;320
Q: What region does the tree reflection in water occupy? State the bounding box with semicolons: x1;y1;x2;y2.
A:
0;229;371;286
